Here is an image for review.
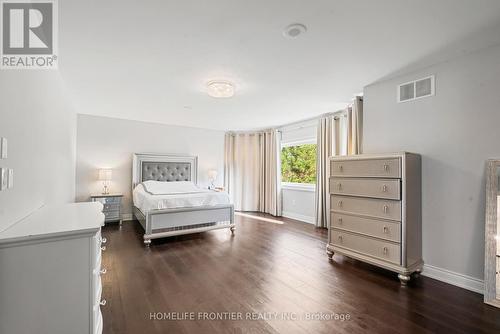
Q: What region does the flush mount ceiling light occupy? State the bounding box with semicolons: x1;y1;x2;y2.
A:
206;80;235;98
283;23;307;39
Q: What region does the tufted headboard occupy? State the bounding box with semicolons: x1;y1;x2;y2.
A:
132;153;198;188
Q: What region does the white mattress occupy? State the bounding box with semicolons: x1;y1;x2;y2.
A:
133;183;230;213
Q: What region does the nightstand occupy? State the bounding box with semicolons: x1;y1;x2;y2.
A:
90;194;123;225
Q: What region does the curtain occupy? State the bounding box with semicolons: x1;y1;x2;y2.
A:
347;96;363;155
259;130;282;216
224;130;282;216
224;133;261;211
314;116;333;228
314;96;363;228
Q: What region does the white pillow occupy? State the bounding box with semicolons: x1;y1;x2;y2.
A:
141;180;200;195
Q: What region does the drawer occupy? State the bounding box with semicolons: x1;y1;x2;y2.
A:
103;203;120;211
331;213;401;242
330;177;401;200
93;197;121;204
331;195;401;221
104;210;120;221
331;158;401;178
331;230;401;265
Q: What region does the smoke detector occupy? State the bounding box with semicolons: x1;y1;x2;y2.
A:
283;23;307;39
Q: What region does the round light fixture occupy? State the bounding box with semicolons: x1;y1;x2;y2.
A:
206;80;235;98
283;23;307;39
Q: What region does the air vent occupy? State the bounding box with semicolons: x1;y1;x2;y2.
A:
397;75;435;103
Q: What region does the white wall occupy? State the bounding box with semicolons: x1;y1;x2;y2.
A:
282;187;316;224
280;120;317;224
0;72;76;232
75;115;225;217
363;44;500;281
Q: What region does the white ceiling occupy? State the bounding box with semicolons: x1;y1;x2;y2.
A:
59;0;500;131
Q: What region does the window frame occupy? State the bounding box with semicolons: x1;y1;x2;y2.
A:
280;138;317;192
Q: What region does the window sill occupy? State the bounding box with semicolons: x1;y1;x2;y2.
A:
281;183;316;192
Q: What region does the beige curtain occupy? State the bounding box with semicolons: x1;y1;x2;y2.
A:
259;130;282;216
347;96;363;155
314;116;333;228
314;96;363;228
224;130;282;216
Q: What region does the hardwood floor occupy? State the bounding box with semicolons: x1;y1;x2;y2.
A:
101;214;500;334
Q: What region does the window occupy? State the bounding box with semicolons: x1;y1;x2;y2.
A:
281;143;317;185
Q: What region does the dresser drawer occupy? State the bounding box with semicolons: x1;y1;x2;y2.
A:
331;195;401;221
93;197;122;204
104;210;120;221
331;213;401;242
103;203;120;211
331;158;401;178
331;230;401;265
330;177;401;200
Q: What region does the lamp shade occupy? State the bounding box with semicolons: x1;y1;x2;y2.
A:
98;169;112;181
207;170;218;181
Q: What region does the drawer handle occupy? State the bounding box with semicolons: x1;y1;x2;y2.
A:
338;217;343;224
337;183;342;191
100;268;107;275
338;165;343;171
383;247;388;255
383;226;389;233
338;200;343;208
101;237;107;244
101;246;106;252
383;164;389;172
383;205;389;213
338;235;343;242
100;299;107;306
382;184;387;192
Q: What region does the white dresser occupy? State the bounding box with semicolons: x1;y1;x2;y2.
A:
327;152;423;285
0;202;106;334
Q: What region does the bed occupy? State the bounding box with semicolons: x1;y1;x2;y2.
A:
132;153;235;246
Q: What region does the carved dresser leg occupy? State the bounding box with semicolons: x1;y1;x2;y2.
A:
230;226;235;234
398;273;411;286
326;250;334;260
326;246;334;260
144;239;152;247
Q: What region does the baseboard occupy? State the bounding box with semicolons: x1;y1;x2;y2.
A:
282;211;315;224
122;213;134;221
422;264;484;294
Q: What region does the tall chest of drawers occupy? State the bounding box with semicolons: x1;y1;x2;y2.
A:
0;203;107;334
326;153;423;285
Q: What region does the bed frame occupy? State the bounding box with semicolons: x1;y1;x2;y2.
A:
132;153;235;246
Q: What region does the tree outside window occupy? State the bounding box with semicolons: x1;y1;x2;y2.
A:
281;144;317;184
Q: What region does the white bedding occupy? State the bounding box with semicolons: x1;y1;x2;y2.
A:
133;181;230;213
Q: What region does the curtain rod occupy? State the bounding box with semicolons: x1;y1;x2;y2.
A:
227;96;362;134
278;110;344;131
277;96;362;130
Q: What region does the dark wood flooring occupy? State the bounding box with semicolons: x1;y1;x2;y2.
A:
101;213;500;334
